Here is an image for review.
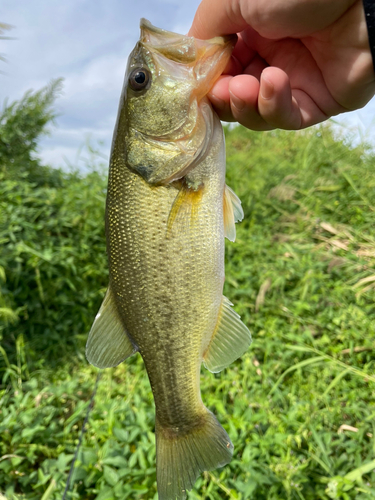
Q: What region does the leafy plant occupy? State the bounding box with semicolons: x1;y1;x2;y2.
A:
1;86;375;499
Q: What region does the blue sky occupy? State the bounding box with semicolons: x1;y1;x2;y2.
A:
1;0;374;170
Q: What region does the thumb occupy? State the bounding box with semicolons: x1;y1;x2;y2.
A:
188;0;247;39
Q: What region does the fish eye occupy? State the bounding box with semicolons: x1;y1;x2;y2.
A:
129;68;151;91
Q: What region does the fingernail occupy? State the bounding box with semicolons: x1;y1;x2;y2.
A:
260;75;274;100
208;92;226;110
229;91;245;112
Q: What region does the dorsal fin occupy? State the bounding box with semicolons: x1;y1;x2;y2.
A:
223;185;244;242
203;296;251;373
86;285;137;368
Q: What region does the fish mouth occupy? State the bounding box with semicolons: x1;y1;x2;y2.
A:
124;20;236;185
140;17;237;45
139;18;236;65
137;18;236;141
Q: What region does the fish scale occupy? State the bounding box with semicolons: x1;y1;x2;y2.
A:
107;159;223;427
86;19;252;500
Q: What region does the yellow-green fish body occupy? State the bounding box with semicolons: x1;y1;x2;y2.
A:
86;19;251;500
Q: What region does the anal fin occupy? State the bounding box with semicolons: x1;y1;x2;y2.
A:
86;285;137;368
203;296;251;373
223;184;244;242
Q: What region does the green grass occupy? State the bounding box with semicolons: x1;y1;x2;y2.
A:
1;124;375;500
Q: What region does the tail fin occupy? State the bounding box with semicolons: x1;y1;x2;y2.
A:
156;409;233;500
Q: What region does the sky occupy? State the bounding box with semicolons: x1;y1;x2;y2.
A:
1;0;375;171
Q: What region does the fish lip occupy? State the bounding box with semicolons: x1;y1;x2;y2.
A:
140;18;237;50
140;18;175;38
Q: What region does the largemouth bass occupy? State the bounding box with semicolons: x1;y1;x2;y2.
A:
86;19;251;500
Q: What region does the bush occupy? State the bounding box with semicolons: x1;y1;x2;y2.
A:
0;82;108;369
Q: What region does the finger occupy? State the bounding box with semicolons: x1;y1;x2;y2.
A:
258;67;303;129
228;75;274;130
189;0;355;40
209;70;330;130
231;32;258;69
240;32;342;125
258;67;331;128
223;33;263;77
243;54;268;79
209;74;275;130
224;55;243;76
208;75;236;122
188;0;247;39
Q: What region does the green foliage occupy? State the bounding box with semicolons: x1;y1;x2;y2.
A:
0;168;108;362
1;87;375;499
0;79;62;180
0;84;108;367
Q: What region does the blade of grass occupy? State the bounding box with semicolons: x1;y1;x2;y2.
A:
41;478;56;500
269;356;326;395
345;459;375;482
341;171;375;212
285;344;375;384
208;472;238;499
322;368;351;398
310;427;333;473
310;453;333;475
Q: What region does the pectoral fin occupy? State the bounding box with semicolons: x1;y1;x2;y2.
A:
223;185;244;242
167;182;204;237
86;286;137;368
203;296;251;373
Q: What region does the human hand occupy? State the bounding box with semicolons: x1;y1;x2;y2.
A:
189;0;375;130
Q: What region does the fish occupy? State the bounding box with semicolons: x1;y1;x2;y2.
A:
86;19;251;500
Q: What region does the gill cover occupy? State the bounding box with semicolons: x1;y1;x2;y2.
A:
118;19;236;185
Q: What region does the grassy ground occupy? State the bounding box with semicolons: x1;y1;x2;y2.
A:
1;124;375;500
